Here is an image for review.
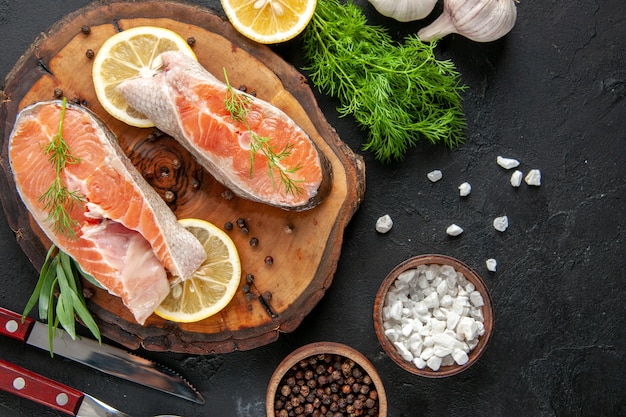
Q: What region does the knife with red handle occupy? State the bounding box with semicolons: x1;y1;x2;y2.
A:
0;358;132;416
0;307;203;404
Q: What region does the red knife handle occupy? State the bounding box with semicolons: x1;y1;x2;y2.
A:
0;359;83;415
0;307;35;342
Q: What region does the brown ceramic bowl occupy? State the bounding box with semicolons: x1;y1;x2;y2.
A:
266;342;387;417
373;254;494;378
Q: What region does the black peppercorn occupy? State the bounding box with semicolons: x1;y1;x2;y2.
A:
224;221;233;230
81;25;91;35
265;255;274;265
86;49;95;59
246;273;255;284
186;36;196;46
250;237;259;247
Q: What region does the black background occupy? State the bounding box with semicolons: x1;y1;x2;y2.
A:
1;1;624;416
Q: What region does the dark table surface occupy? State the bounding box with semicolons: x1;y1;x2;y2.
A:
1;1;624;416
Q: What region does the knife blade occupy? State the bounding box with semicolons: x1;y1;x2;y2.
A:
0;307;204;404
0;358;132;416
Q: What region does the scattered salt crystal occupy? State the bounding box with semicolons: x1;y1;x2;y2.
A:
458;182;472;197
525;169;542;186
486;258;497;272
427;170;443;182
493;215;509;232
497;156;520;169
510;170;523;187
375;214;393;233
446;224;464;236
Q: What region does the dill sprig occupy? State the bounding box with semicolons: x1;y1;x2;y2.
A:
223;69;304;196
302;0;467;163
38;98;85;238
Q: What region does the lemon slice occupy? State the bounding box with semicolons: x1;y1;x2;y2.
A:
154;218;241;323
221;0;317;44
92;26;197;128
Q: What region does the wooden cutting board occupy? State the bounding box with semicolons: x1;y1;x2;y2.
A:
0;0;365;353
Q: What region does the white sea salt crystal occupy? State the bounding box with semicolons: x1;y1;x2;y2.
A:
441;355;455;367
497;156;520;169
426;355;442;371
423;292;440;309
375;214;393;233
510;170;523;187
432;308;446;321
446;224;464;236
440;265;456;278
413;357;427;369
493;215;509;232
446;312;460;330
423;336;434;348
432;333;458;350
433;345;453;358
457;317;478;341
394;341;414;362
469;291;484;307
397;269;416;283
436;280;448;296
440;294;453;308
427;169;443;182
486;258;497;272
458;182;472;197
525;169;542;186
452;348;469;365
384;328;400;342
431;319;447;334
420;347;434;360
402;323;414;337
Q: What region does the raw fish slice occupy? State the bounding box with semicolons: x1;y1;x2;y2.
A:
8;100;206;324
118;51;332;210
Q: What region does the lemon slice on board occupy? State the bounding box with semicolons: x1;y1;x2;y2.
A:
221;0;317;44
92;26;197;128
154;218;242;323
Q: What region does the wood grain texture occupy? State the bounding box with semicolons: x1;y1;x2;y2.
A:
0;0;365;353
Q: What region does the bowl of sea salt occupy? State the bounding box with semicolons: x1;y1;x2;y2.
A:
373;255;494;377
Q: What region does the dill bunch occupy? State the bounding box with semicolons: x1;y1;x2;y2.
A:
302;0;466;162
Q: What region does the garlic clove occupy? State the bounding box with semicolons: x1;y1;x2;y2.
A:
418;0;518;43
369;0;438;22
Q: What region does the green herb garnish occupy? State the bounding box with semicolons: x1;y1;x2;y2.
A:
302;0;467;163
23;245;102;355
223;69;304;196
38;97;85;238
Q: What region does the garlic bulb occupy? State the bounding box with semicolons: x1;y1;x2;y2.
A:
368;0;438;22
418;0;517;42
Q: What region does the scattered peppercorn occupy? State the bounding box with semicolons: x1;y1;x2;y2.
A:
262;291;272;301
224;221;233;231
242;284;250;294
186;36;196;46
191;178;200;189
81;25;91;35
236;218;246;228
163;190;175;203
53;88;63;99
86;49;95;59
273;354;379;417
241;226;249;235
245;273;255;284
249;237;259;247
221;190;233;200
265;256;274;265
238;85;247;93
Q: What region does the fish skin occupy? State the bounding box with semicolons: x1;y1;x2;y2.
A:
8;101;206;324
118;51;332;211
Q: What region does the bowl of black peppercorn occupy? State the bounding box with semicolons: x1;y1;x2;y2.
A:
266;342;387;417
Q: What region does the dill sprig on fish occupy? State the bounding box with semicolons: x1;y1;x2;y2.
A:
38;98;85;238
223;69;304;196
